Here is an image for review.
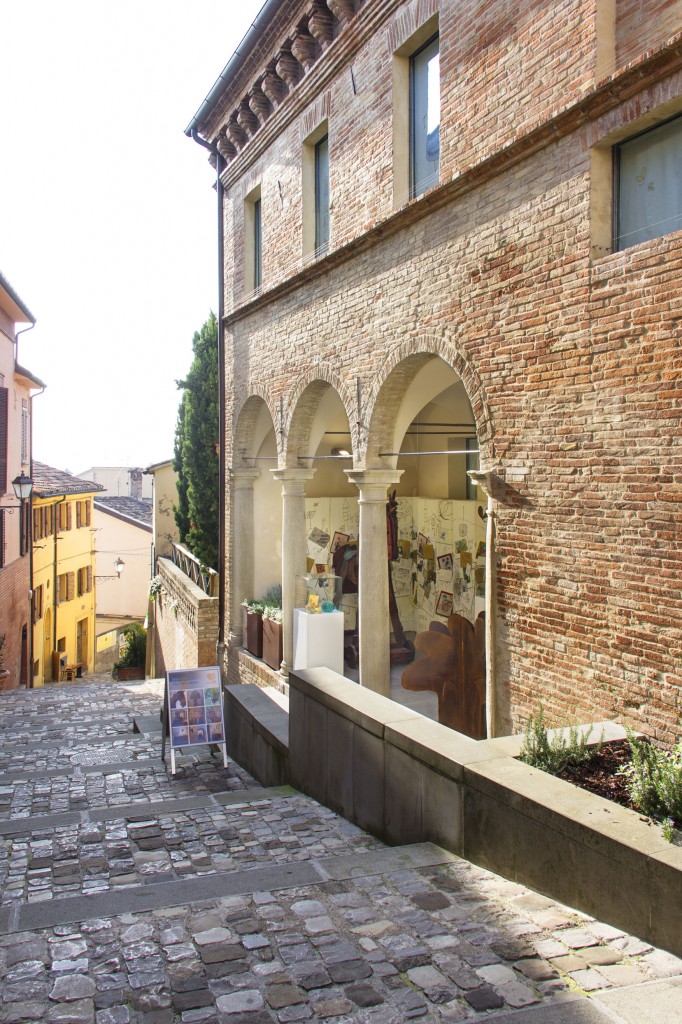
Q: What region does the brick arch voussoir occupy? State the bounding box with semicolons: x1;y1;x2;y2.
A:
232;386;281;463
363;333;494;464
283;363;357;466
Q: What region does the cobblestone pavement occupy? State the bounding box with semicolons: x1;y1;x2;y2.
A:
0;677;680;1024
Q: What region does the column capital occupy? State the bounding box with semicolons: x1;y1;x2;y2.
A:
272;467;315;495
230;468;261;487
346;469;403;502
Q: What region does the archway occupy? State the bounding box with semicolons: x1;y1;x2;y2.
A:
358;351;488;736
230;395;281;651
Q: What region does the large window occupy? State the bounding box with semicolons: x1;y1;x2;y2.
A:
253;197;262;290
615;114;682;250
410;35;440;199
315;134;330;253
244;186;262;294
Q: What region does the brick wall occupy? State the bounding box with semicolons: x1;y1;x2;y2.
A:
198;0;682;743
0;557;31;688
154;558;218;675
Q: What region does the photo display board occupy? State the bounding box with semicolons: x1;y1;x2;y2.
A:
163;666;227;775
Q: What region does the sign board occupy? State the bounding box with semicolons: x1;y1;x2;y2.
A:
161;666;227;775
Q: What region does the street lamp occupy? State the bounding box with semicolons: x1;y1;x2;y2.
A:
11;473;33;502
96;557;125;583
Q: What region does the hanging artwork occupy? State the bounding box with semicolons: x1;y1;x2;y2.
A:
435;590;454;617
437;552;453;571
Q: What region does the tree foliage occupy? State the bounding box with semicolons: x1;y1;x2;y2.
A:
173;312;219;570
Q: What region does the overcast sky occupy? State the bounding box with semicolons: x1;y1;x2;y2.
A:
1;0;263;475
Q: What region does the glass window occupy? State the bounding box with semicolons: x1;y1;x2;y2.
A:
616;115;682;250
315;134;330;252
410;35;440;199
466;437;479;500
253;198;262;290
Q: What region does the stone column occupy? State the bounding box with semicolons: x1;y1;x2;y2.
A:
346;470;403;697
228;469;260;648
272;468;315;677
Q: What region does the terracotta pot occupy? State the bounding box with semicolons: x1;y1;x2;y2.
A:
116;666;145;681
262;618;283;671
243;609;263;658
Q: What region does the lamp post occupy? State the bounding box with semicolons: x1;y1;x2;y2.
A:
11;473;33;687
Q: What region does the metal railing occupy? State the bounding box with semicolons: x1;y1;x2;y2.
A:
170;542;219;597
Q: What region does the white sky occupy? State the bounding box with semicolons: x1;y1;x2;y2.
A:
1;0;264;474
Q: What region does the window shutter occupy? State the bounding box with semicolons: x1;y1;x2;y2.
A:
85;500;91;526
0;509;5;569
0;387;8;494
87;565;93;592
67;502;72;530
56;576;61;604
76;502;81;528
67;572;75;601
33;508;39;542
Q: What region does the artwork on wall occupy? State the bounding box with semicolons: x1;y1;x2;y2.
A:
303;496;486;637
435;590;454;617
330;530;350;553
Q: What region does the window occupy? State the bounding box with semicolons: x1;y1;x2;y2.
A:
302;120;329;257
615;114;682;250
33;585;43;623
315;134;330;252
76;499;91;528
244;186;262;294
410;35;440;199
77;566;93;596
57;572;74;604
392;16;440;207
21;399;29;464
0;509;4;568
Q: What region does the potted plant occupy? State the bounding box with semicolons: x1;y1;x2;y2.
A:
262;606;283;670
0;635;11;691
112;622;147;681
242;600;264;657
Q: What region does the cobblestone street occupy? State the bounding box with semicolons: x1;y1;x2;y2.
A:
0;678;680;1024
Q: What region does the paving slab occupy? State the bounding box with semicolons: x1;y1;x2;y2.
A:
593;977;682;1023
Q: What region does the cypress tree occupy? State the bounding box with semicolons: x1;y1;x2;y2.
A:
173;312;219;570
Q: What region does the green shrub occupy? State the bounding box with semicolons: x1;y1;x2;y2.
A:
519;707;599;775
261;584;282;608
624;728;682;824
113;623;147;671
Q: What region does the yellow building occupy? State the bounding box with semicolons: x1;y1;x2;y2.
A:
31;462;103;684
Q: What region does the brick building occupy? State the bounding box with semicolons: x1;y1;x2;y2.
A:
0;273;43;689
187;0;682;743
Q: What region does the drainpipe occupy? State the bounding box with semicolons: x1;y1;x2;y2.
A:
189;129;226;677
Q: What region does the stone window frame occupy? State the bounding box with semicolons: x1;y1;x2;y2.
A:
302;118;330;258
392;13;440;209
590;95;682;259
613;112;682;252
244;183;262;295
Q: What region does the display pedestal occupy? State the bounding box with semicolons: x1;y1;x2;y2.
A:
293;609;344;674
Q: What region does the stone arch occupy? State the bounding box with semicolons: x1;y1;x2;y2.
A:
233;387;281;465
363;332;494;468
284;364;356;467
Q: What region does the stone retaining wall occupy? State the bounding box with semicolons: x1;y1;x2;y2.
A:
288;668;682;958
154;558;218;674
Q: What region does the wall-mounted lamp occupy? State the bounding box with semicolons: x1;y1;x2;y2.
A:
12;473;33;502
96;557;125;583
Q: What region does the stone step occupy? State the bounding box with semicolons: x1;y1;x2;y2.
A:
0;843;455;934
0;785;294;835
